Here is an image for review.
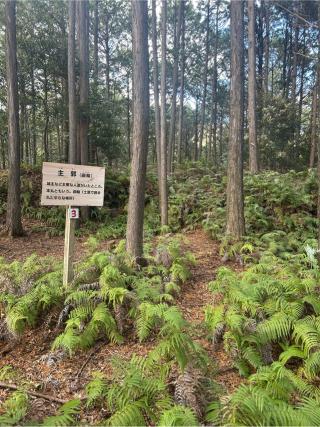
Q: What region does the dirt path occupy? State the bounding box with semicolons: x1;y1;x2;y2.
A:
0;229;242;421
179;230;243;393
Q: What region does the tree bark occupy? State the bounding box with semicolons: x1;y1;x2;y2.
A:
78;0;89;219
168;0;183;173
5;0;23;237
177;0;185;164
126;0;149;259
78;0;89;166
208;1;219;165
310;85;317;169
31;61;37;166
160;0;168;226
104;6;110;99
262;0;269;95
68;0;77;164
151;0;161;184
226;0;245;239
194;97;199;160
198;1;210;159
247;0;258;173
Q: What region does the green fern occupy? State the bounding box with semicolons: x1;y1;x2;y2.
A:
42;399;81;426
0;391;28;426
158;405;199;426
85;371;108;407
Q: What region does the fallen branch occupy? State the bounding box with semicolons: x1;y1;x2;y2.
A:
0;381;67;404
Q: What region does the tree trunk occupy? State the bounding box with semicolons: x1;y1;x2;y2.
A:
168;0;183;173
91;0;99;164
5;0;23;237
68;0;77;164
93;0;99;83
151;0;161;183
78;0;89;166
291;4;299;146
262;0;269;95
78;0;89;219
208;0;219;165
159;0;168;227
226;0;245;239
127;72;131;162
298;28;306;139
194;97;199;160
310;85;317;169
247;0;258;173
43;65;49;161
126;0;149;259
177;0;185;164
282;21;289;97
198;1;210;159
104;7;110;99
31;61;37;165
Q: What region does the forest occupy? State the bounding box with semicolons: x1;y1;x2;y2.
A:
1;0;320;425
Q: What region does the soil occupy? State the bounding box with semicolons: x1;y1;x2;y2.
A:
0;228;243;424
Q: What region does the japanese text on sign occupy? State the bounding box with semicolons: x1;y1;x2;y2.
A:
41;162;105;206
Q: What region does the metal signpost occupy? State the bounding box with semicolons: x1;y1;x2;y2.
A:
41;162;105;285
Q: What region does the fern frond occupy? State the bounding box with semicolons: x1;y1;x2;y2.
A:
85;371;108;407
42;399;80;426
0;391;28;426
158;405;199;426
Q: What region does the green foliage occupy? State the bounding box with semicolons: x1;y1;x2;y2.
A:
158;405;199;426
205;244;320;425
3;269;63;335
102;355;172;426
42;399;80;426
85;371;108;407
0;391;29;426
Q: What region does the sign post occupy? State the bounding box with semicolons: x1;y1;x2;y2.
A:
63;205;76;285
41;162;105;286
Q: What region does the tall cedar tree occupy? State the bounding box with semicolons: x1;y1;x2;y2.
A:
78;0;89;220
198;1;210;159
168;0;183;173
247;0;258;173
226;0;245;238
177;0;185;163
160;0;168;226
68;0;77;164
151;0;161;184
5;0;23;237
126;0;149;258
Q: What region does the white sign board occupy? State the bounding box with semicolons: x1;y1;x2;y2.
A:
41;162;105;207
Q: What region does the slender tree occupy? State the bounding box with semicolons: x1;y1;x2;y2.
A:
310;85;317;169
208;0;219;164
78;0;89;167
104;6;110;99
177;0;185;164
126;0;149;258
168;0;183;172
198;0;210;159
151;0;161;183
226;0;245;238
5;0;23;237
68;0;77;164
160;0;168;226
262;0;269;95
247;0;258;173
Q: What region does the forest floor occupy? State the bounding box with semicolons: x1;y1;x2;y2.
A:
0;229;243;423
0;219;115;262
